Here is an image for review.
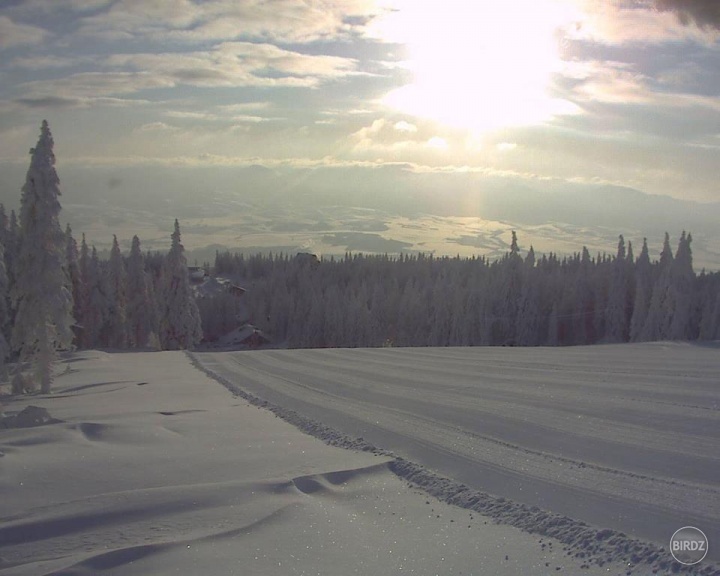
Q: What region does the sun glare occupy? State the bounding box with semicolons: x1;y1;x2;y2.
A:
376;0;580;135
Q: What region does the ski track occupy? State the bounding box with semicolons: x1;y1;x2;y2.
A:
190;343;720;574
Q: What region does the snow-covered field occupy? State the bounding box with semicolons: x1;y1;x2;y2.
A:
0;345;718;575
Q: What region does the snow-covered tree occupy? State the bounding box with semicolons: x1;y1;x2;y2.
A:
159;220;202;350
604;235;631;342
630;238;652;341
0;206;12;350
11;121;74;392
104;235;128;348
698;275;720;340
515;246;540;346
489;232;523;345
0;231;10;380
126;235;158;348
65;224;82;345
78;241;108;349
547;301;559;346
572;247;596;345
642;232;674;341
667;231;695;340
3;210;20;335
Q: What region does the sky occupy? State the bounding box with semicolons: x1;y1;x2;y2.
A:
0;0;719;265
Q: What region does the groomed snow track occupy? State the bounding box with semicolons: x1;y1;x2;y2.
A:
188;342;720;574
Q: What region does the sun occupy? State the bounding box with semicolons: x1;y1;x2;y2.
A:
375;0;580;135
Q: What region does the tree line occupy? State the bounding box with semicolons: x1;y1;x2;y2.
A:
216;230;719;349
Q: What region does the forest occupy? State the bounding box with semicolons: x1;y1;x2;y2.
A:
213;232;720;348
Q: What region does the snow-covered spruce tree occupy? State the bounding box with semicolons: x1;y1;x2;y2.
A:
65;224;82;346
642;232;674;341
698;274;720;340
159;220;202;350
572;247;596;345
75;237;107;349
11;121;74;393
126;235;158;348
604;235;631;342
0;206;12;352
667;231;696;340
488;231;523;345
515;246;541;346
105;235;128;348
629;238;652;341
3;209;20;342
0;231;10;380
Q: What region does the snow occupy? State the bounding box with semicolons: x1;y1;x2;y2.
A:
0;346;717;575
192;342;720;572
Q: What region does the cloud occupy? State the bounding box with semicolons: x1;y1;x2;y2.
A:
350;118;400;150
655;62;704;89
137;122;180;132
9;0;112;13
76;0;203;40
164;109;277;124
7;92;150;113
393;121;417;133
0;16;51;49
563;60;651;104
104;42;360;90
75;0;384;44
560;60;720;112
7;55;81;70
217;102;271;113
321;107;375;118
425;137;448;150
18;72;174;100
13;39;357;104
568;2;717;44
15;96;85;109
349;118;454;159
654;0;720;30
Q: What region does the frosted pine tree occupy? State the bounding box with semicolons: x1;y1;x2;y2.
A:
667;232;695;340
0;206;11;350
573;247;596;345
159;220;202;349
489;231;522;345
604;235;630;342
547;301;559;346
0;233;9;380
65;224;82;345
642;233;674;341
698;275;720;340
11;121;74;392
630;238;652;341
515;246;540;346
4;210;20;334
126;235;158;348
77;241;108;349
105;235;128;348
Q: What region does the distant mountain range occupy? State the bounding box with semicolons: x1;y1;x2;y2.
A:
1;161;718;269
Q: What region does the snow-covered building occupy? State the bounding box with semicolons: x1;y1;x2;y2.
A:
188;266;207;283
217;324;270;349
